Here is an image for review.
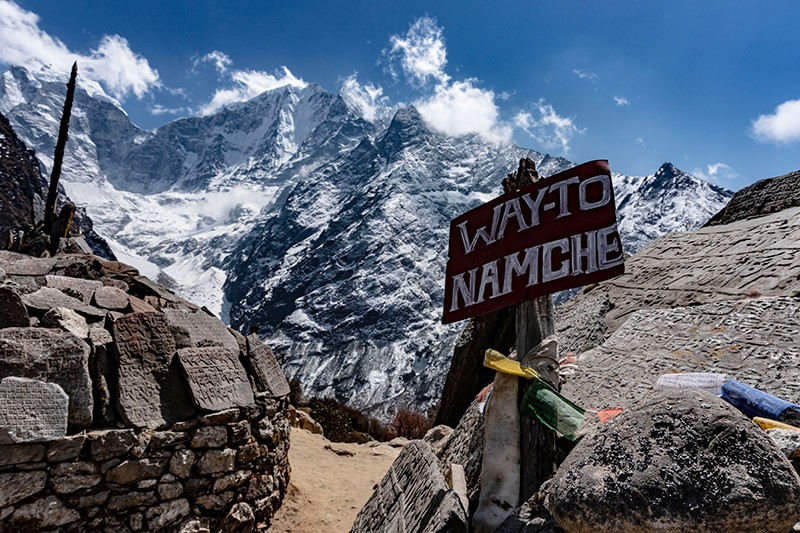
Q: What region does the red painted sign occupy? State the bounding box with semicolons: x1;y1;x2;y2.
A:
442;160;625;324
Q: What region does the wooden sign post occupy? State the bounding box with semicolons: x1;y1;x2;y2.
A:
443;157;625;520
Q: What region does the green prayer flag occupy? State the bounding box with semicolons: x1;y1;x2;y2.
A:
520;378;586;441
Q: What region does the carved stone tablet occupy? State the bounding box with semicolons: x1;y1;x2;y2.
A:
0;328;92;427
0;252;56;276
0;286;30;328
45;275;104;304
561;297;800;412
92;286;130;310
22;287;106;320
177;346;255;412
113;312;195;428
245;334;290;397
163;308;239;354
0;377;68;443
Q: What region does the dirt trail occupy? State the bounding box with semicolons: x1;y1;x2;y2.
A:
268;428;400;532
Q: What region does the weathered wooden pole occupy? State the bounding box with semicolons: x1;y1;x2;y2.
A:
502;158;559;502
43;62;78;236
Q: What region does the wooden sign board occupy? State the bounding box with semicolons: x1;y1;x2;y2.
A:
442;160;624;324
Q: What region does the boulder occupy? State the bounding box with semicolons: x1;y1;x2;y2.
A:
547;389;800;533
437;396;486;514
244;333;290;397
22;287;106;320
351;440;468;533
287;405;323;435
92;285;130;310
45;274;103;304
0;285;29;328
705;168;800;226
41;307;89;340
163;308;239;355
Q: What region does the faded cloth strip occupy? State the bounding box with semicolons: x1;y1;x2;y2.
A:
754;417;800;432
483;349;539;379
520;379;586;441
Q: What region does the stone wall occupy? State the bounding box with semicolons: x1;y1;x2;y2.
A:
0;396;290;532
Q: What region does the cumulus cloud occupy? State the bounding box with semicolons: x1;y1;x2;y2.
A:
339;74;389;122
417;80;512;143
197;60;306;116
514;99;585;154
0;0;160;99
751;99;800;143
387;16;448;87
386;17;510;144
573;69;598;82
614;96;630;106
692;162;738;184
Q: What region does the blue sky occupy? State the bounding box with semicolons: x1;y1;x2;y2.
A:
1;0;799;189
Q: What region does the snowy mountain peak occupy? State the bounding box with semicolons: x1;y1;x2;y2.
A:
377;106;429;154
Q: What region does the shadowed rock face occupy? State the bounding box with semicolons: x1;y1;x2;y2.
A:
705;168;800;227
547;389;800;533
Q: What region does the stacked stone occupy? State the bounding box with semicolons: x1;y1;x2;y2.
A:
0;251;292;531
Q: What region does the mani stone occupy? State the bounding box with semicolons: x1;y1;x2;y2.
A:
177;346;255;412
0;286;29;328
0;377;68;443
163;308;239;354
351;440;468;533
0;327;93;427
547;389;800;533
113;312;195;429
21;287;106;320
45;274;103;304
41;307;90;340
561;297;800;412
0;252;56;276
245;334;290;397
92;285;130;310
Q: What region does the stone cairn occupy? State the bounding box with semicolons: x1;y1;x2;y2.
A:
0;250;291;532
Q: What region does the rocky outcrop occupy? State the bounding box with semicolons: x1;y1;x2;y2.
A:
0;251;292;530
705;168;800;226
547;389;800;533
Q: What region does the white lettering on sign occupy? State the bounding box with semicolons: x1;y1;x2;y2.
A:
449;222;623;313
457;174;612;255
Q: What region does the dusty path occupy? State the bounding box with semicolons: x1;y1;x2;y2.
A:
268;428;400;532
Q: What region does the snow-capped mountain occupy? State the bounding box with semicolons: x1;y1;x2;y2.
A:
0;65;733;419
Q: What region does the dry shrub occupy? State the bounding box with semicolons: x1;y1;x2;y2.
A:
387;408;433;440
309;397;389;443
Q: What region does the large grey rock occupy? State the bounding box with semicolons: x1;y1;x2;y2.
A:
177;346;255;412
557;206;800;355
0;253;56;276
0;470;47;507
92;285;130;310
351;440;468;533
0;377;68;443
163;308;239;354
547;389;800;533
245;334;290;397
21;286;106;320
0;285;29;328
0;327;93;427
561;298;800;411
45;274;104;303
706;168;800;226
438;397;486;514
113;312;195;428
41;306;90;340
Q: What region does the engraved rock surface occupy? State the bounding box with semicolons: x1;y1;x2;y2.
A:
163;308;239;354
113;313;194;428
706;168;800;226
41;307;90;340
45;275;104;304
557;206;800;355
92;285;130;310
245;334;290;397
351;440;468;533
178;346;255;412
0;285;29;328
0;377;68;443
561;297;800;411
548;389;800;533
0;328;92;427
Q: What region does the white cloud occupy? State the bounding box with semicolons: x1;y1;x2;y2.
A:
416;80;512;144
692;162;737;184
635;137;646;147
194;50;232;74
150;104;189;116
573;69;598;82
387;16;449;87
198;64;306;116
0;0;160;99
339;74;389;122
514;99;584;154
751;99;800;143
614;96;630;106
